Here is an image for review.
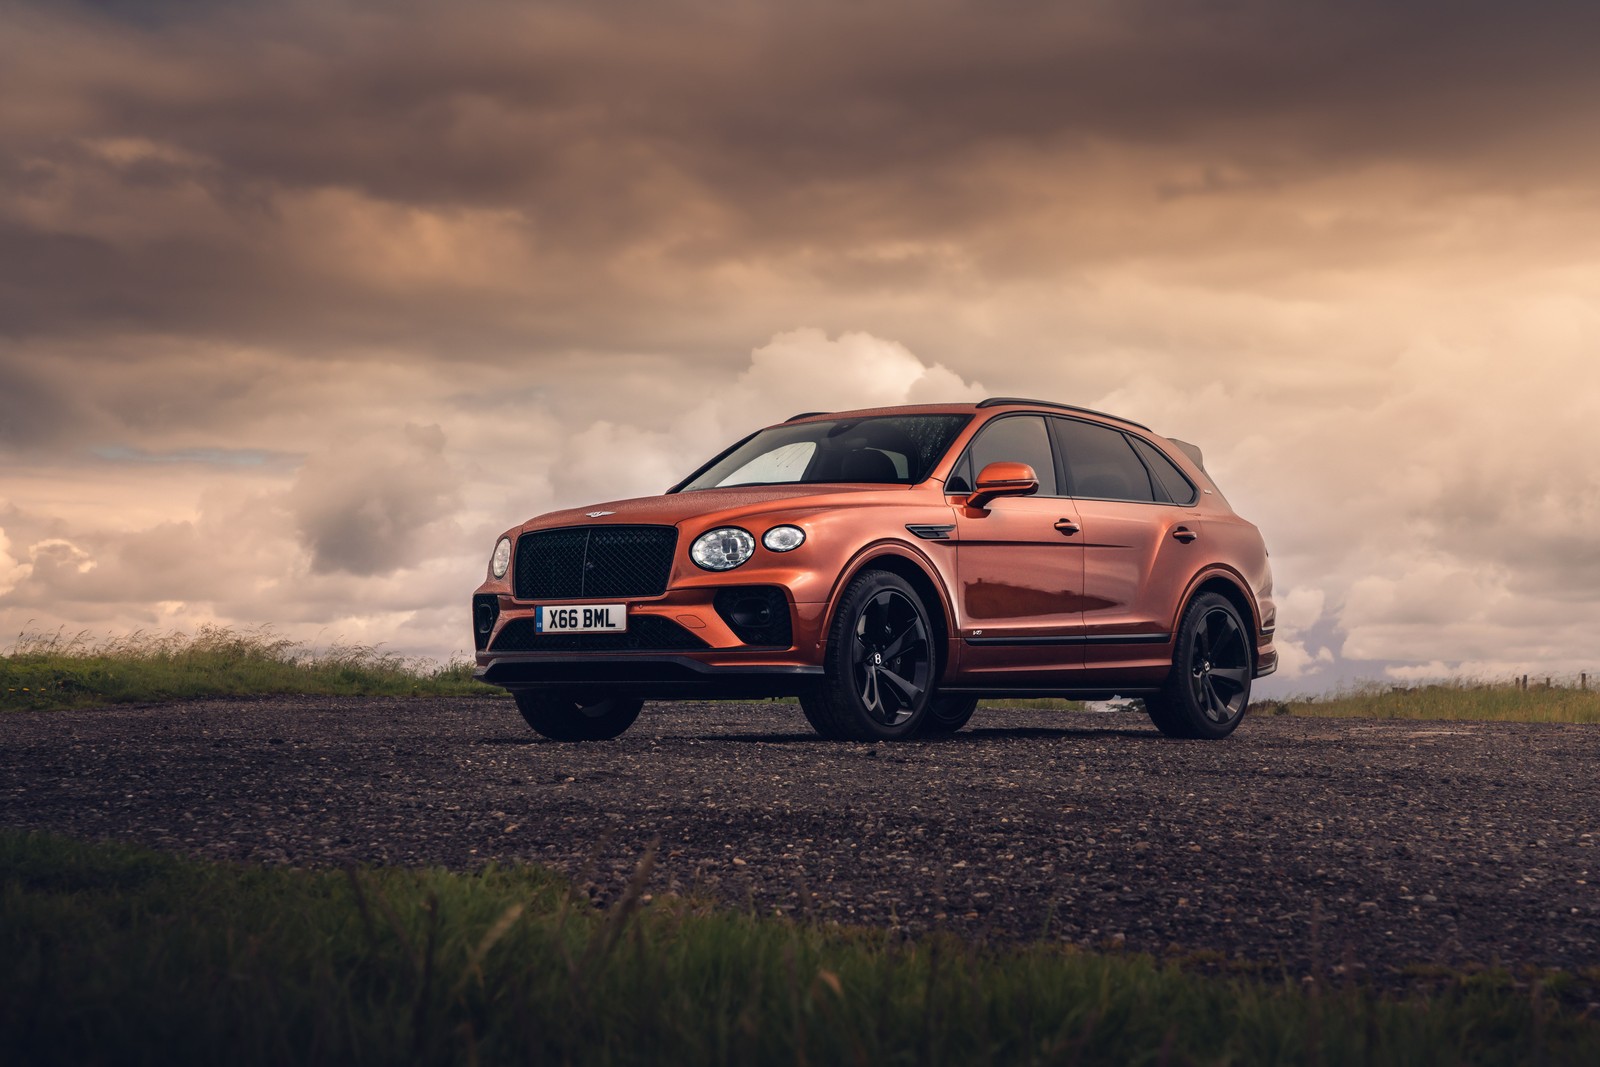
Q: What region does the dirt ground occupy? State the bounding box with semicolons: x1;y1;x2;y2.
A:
3;697;1597;984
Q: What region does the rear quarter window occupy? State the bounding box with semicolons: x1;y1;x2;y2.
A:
1127;436;1199;505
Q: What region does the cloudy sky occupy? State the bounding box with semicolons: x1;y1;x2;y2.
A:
2;0;1598;693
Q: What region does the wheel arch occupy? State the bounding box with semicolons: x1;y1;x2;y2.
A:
823;544;956;681
1177;569;1260;669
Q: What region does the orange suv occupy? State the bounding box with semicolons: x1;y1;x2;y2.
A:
472;399;1276;742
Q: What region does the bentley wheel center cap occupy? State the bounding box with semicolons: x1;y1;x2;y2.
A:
873;653;883;665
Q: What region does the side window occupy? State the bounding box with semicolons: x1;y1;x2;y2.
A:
944;453;973;494
964;415;1059;496
1128;436;1198;505
1051;419;1157;502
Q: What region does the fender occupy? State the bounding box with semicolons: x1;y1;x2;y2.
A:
1170;563;1261;636
820;537;959;649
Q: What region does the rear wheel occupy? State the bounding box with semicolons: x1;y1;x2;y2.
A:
514;691;643;741
1145;593;1252;739
799;570;934;741
920;695;978;735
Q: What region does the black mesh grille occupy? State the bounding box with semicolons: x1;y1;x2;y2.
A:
513;526;677;600
713;586;793;648
488;614;708;652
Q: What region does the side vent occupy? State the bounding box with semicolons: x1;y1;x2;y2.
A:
906;524;955;540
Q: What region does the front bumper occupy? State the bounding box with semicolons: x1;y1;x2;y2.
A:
1254;639;1279;678
473;581;830;698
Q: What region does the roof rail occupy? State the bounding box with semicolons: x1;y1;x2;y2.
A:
976;397;1152;432
784;411;832;422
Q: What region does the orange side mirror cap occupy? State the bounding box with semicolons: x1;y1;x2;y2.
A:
967;461;1040;510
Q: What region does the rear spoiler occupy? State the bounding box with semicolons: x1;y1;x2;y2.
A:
1167;438;1205;472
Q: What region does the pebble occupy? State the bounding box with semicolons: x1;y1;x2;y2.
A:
2;696;1598;988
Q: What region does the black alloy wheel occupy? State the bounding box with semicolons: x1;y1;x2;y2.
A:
514;691;644;741
800;570;934;741
851;588;931;727
1146;592;1252;739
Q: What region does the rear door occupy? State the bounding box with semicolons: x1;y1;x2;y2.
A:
1049;417;1201;670
951;415;1087;681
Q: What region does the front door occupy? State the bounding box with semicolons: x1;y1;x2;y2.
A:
950;415;1088;682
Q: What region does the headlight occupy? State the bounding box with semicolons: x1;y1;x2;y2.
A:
691;527;755;571
490;536;512;579
762;525;806;552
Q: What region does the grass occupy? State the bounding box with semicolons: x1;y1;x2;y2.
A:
1;627;501;711
2;833;1596;1066
8;626;1597;726
1255;679;1600;725
978;697;1089;711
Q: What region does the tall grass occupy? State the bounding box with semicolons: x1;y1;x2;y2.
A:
1257;679;1600;724
1;626;499;711
2;832;1595;1066
978;697;1089;711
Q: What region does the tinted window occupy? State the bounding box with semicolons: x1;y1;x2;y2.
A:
679;414;971;491
1051;419;1156;502
1128;436;1198;505
962;415;1059;496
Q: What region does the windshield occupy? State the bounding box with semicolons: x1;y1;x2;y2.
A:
677;414;972;491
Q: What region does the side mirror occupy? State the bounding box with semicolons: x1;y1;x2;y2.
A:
967;461;1039;510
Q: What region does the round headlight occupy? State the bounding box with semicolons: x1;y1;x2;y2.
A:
691;527;755;571
762;525;806;552
490;536;512;579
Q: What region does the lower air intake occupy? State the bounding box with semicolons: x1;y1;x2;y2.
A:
489;615;708;653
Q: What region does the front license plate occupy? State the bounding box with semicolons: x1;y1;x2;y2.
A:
535;604;628;633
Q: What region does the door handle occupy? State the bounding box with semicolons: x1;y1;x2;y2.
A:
1172;526;1198;543
1054;519;1081;536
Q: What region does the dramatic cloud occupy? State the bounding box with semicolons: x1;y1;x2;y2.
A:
290;424;459;576
2;0;1598;686
547;329;985;503
0;530;31;598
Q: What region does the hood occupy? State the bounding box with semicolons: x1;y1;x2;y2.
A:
520;484;907;532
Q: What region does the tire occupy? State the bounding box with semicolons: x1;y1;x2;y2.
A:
799;570;935;741
514;691;643;741
1145;592;1252;739
798;693;850;740
920;695;978;735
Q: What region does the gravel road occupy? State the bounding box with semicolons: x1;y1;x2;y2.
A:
3;698;1598;984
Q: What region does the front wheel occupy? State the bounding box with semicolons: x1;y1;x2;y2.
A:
514;691;643;741
1145;593;1252;740
799;570;934;741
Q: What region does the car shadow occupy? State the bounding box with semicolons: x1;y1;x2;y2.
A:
693;725;1158;744
960;724;1157;741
